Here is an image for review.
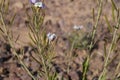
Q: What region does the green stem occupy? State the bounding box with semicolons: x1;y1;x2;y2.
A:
98;18;120;80
7;24;36;80
89;0;103;52
38;45;49;80
0;12;7;34
36;31;49;80
82;0;103;80
0;10;36;80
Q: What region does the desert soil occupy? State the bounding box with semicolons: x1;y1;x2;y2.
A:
0;0;120;80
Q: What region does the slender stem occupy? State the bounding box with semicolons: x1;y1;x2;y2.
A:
82;55;90;80
82;0;103;80
104;18;120;67
15;52;36;80
98;27;116;80
98;18;120;80
38;43;49;80
0;12;7;34
36;31;49;80
98;0;120;79
89;0;103;52
7;24;37;80
0;8;36;80
113;61;120;79
67;40;75;73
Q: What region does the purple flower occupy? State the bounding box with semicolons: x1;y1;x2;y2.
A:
30;0;37;4
30;0;45;8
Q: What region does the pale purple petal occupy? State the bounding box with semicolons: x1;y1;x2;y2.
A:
30;0;37;4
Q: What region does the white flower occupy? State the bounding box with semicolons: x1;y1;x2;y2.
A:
34;2;44;8
73;25;83;30
47;33;56;41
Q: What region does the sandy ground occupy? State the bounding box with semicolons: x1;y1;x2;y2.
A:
0;0;120;80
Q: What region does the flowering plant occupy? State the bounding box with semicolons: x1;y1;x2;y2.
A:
30;0;45;8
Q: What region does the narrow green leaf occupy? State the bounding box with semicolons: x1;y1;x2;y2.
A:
38;16;44;28
92;8;95;21
111;0;117;11
83;57;89;72
82;56;89;80
10;13;16;25
0;27;4;33
4;0;9;13
15;34;20;43
116;34;120;43
28;33;36;45
0;0;4;10
28;24;35;34
117;8;119;20
112;3;115;21
103;42;107;59
104;15;112;32
100;74;106;80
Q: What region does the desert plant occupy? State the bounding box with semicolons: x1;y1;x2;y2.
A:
98;0;120;80
0;0;36;80
25;0;58;80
